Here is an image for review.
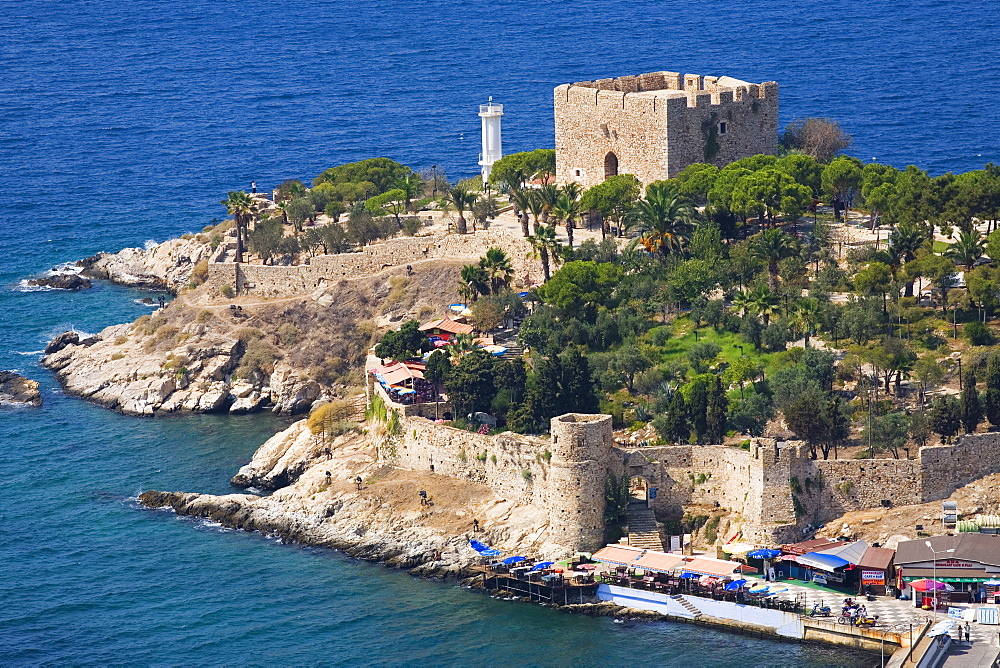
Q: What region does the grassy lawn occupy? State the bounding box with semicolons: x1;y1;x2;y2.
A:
933;240;951;253
661;316;785;381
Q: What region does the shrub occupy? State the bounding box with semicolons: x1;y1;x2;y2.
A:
490;453;497;464
189;258;209;286
237;338;279;379
196;309;214;324
521;469;533;481
277;322;301;347
704;516;721;543
401;216;423;236
965;321;993;346
114;335;128;346
220;284;235;298
476;450;488;462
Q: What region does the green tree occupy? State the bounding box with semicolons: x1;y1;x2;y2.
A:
395;172;423;212
682;375;710;443
866;411;909;459
626;181;696;256
537;261;623;319
247;219;283;265
960;367;983;434
221;190;257;263
611;344;652;392
286;196;315;235
927;395;961;443
750;229;796;289
912;355;944;406
945;228;985;272
488;149;555;190
705;375;728;443
479;247;514;295
890;222;928;296
822;156;863;219
776;154;823;196
373;320;431;361
509;187;532;238
444;350;501;418
424;349;450;393
529;224;563;282
854;261;894;311
686;341;721;374
986;352;1000;428
653;391;690;443
446;186;478;234
675;163;720;203
782;385;830;459
552;186;582;249
727;393;773;437
459;263;489;303
580;174;641;238
313;157;413;194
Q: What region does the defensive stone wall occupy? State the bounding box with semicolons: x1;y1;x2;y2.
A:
554;70;778;188
204;229;538;298
918;432;1000;501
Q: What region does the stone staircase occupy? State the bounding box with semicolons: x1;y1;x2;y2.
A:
671;595;703;619
500;344;523;361
626;503;664;551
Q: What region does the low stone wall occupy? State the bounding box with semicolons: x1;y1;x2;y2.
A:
919;432;1000;501
205;229;539;298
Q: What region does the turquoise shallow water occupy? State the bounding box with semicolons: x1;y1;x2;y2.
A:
2;0;997;664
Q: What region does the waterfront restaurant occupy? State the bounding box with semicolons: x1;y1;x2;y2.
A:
895;534;1000;604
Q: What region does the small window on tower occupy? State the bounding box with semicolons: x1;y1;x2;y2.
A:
575;169;582;177
718;121;728;136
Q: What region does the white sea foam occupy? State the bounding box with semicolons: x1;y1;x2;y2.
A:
13;350;45;356
14;279;57;292
143;239;158;250
45;262;84;276
133;298;158;307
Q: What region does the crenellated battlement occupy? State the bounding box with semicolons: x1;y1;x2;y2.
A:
554;69;779;187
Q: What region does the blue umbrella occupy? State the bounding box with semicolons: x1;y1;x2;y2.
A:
724;579;748;591
502;556;527;565
679;572;700;579
530;561;555;571
747;549;781;560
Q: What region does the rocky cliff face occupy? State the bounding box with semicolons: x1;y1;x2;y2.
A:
79;234;219;293
140;419;558;575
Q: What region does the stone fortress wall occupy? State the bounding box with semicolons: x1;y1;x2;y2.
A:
554;70;779;188
204;229;539;298
383;404;1000;553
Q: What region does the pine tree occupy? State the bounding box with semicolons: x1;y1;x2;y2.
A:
928;395;961;443
653;392;689;444
985;352;1000;427
706;375;729;443
687;377;709;443
960;367;983;434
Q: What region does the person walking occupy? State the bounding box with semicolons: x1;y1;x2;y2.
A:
964;622;971;643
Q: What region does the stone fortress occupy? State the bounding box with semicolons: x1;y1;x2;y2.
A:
385;402;1000;557
554;70;779;188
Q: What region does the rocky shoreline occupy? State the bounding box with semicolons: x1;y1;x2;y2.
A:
0;371;42;406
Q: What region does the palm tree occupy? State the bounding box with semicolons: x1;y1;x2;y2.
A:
731;289;754;318
508;187;532;238
626;182;696;257
395;173;423;212
747;284;780;327
526;189;545;235
945;228;985;272
792;298;822;347
446;187;478;234
459;263;489;303
537;184;560;226
529;224;563;282
447;333;479;360
222;191;257;263
480;247;513;295
553;185;582;249
750;228;796;290
889;222;927;296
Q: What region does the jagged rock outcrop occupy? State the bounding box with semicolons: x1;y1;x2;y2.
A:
27;274;92;291
0;371;42;406
140;420;561;576
78;234;219;293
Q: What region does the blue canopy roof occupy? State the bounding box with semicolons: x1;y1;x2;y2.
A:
469;539;501;557
502;556;527;565
724;579;748;591
747;549;781;560
530;561;555;571
797;552;850;572
679;572;700;579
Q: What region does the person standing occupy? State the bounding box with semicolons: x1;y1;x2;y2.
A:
964;622;971;643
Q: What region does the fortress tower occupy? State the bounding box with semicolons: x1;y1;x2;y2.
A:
554;71;778;188
547;413;614;554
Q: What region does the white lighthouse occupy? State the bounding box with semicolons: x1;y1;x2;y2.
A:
478;97;503;185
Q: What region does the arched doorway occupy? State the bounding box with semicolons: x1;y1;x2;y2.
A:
629;476;649;505
604;152;618;179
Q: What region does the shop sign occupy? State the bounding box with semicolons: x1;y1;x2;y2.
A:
861;570;885;585
937;559;977;568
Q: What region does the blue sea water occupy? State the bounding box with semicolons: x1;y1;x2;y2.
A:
1;0;997;664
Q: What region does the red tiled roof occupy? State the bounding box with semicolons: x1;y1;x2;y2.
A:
858;546;895;571
418;317;474;335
